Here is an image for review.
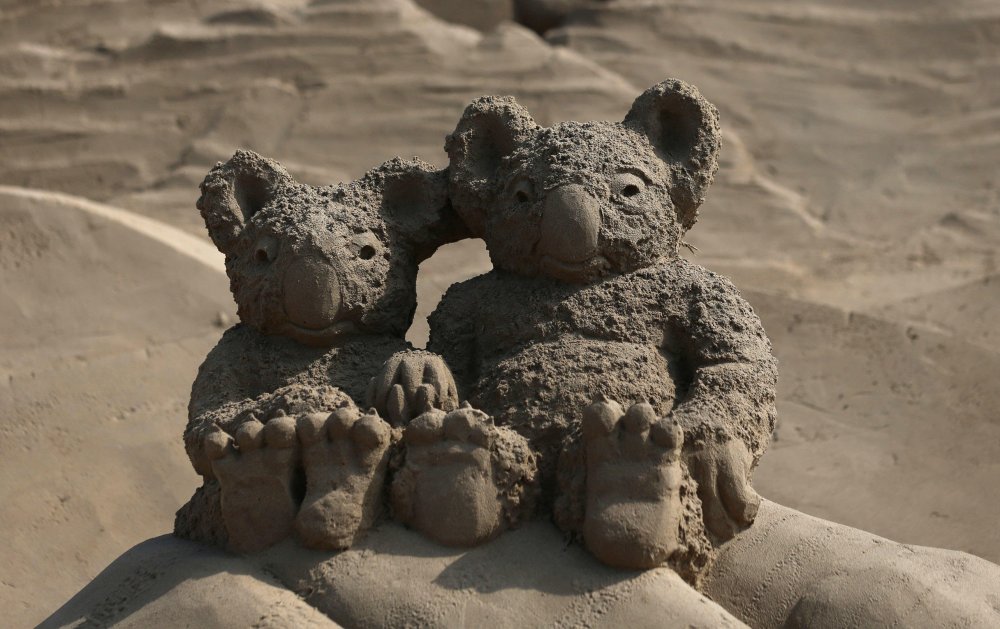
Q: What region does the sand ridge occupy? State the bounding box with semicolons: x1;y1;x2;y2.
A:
0;185;225;272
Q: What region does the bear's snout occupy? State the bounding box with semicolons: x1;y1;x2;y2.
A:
538;184;600;264
282;257;341;331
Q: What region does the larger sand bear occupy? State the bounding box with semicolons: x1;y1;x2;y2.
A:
176;150;465;553
424;78;778;576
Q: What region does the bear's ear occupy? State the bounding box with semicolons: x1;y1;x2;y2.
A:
445;95;538;236
379;158;449;220
196;150;292;255
377;158;469;260
623;79;721;231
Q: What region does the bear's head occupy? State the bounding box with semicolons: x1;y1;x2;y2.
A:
446;79;721;283
198;150;464;346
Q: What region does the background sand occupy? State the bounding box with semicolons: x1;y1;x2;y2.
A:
1;0;998;625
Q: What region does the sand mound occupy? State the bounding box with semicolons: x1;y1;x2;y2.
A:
707;500;1000;628
749;290;1000;561
40;536;339;629
0;188;234;626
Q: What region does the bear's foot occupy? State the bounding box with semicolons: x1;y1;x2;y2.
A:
205;414;300;553
294;406;393;550
579;396;685;570
391;403;537;547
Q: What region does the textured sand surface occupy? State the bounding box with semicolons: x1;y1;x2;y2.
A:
706;501;1000;628
2;0;999;626
0;189;231;622
41;535;341;629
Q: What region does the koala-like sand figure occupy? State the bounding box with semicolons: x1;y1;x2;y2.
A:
366;78;775;579
175;150;538;553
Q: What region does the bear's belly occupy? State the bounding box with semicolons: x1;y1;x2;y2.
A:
470;337;679;465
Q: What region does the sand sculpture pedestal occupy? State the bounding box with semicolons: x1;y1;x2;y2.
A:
44;500;1000;628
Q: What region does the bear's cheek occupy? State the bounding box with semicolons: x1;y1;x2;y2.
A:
353;257;421;335
231;263;285;331
336;254;393;318
599;211;675;271
485;206;545;272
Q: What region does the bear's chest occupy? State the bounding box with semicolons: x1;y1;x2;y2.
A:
471;272;670;360
210;328;409;406
463;271;684;459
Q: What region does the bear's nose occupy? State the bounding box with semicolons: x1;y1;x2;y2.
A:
282;257;341;330
538;184;600;263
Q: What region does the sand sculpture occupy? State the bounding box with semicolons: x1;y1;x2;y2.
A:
176;80;766;576
157;80;1000;628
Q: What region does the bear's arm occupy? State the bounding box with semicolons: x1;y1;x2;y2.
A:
427;280;480;398
184;324;269;476
663;263;778;462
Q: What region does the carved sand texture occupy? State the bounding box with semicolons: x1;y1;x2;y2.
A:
429;78;775;574
366;350;461;426
172;481;227;550
181;382;357;550
185;333;396;479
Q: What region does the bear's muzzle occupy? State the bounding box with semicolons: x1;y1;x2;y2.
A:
282;256;342;331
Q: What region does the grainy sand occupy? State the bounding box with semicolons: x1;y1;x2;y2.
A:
2;0;998;626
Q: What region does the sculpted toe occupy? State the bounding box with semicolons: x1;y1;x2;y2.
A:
582;396;624;439
235;419;265;450
265;415;298;448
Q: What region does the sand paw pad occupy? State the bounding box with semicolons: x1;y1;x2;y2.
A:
391;403;530;547
294;405;393;550
579;396;685;570
204;412;299;554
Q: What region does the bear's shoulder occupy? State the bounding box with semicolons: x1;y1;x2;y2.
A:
629;258;743;302
436;269;533;309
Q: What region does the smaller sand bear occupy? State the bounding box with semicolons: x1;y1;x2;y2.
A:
176;150;472;553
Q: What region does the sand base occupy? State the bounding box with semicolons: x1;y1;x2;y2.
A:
44;521;744;628
43;500;1000;628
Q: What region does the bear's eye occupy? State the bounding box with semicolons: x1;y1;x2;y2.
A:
511;178;534;204
254;236;278;264
352;233;381;261
612;173;646;200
